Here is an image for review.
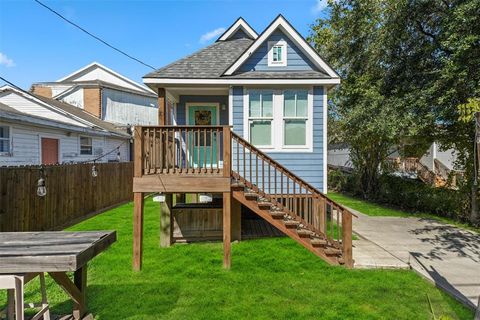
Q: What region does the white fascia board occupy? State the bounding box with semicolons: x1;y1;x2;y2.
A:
0;112;125;138
218;18;258;41
57;61;156;95
223;16;339;78
143;78;341;85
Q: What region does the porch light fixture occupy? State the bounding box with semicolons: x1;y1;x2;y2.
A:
37;178;47;197
116;148;121;162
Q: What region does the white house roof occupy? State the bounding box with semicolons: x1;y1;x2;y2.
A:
55;62;156;95
0;85;129;138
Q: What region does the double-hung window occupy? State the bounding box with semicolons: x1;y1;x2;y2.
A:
283;90;308;147
80;136;93;155
0;126;10;154
248;90;273;147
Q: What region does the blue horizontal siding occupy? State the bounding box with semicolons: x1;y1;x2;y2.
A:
239;30;318;72
230;85;325;191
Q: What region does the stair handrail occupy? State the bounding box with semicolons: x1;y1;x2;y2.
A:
231;132;357;218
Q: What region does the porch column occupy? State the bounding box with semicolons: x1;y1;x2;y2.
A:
158;88;167;125
223;126;232;268
133;126;144;271
160;194;173;247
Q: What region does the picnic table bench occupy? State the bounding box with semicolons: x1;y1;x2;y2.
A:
0;231;116;319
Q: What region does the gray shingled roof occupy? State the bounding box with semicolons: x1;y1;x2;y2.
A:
144;38;254;79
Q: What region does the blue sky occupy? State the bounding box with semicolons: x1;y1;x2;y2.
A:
0;0;328;89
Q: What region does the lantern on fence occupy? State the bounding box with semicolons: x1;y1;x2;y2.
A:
91;164;98;177
37;177;47;197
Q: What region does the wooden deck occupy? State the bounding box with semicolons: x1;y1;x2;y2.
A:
132;125;355;270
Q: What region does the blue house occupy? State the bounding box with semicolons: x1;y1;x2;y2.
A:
133;15;352;271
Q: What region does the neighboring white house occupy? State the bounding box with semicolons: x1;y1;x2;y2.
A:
0;85;130;166
328;142;460;171
30;62;159;126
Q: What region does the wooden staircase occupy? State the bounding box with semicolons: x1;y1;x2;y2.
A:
230;132;355;267
132;125;355;270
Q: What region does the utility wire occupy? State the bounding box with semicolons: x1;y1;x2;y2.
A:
33;0;156;70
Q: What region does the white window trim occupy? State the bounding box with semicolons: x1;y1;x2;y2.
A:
281;89;313;150
268;41;287;67
79;136;93;156
0;125;12;156
245;90;275;149
243;87;313;152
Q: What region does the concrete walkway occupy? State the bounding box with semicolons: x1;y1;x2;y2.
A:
351;209;480;310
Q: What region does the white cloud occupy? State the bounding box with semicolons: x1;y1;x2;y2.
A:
312;0;329;14
0;52;15;67
199;27;226;44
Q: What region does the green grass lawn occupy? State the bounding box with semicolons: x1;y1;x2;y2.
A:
328;191;479;233
1;198;473;319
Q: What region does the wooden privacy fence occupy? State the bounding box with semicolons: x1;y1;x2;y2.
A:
0;162;133;232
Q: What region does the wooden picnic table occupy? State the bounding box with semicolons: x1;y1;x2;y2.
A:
0;231;116;319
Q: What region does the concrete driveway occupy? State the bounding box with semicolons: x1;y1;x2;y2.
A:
351;210;480;310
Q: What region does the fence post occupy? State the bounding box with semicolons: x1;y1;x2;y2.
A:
133;126;144;271
342;211;353;268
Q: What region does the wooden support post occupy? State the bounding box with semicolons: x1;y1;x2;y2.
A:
160;194;173;247
223;126;232;269
133;193;144;271
133;125;144;271
158;88;166;125
223;191;231;269
231;198;241;241
342;212;353;268
73;267;87;319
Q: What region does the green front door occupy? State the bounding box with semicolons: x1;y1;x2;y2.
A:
187;105;218;168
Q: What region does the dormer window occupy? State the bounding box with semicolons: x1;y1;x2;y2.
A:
268;41;287;66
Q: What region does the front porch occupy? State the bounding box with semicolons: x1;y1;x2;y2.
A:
131;120;355;271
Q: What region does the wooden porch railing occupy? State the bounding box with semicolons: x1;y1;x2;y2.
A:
136;126;229;175
230;132;354;267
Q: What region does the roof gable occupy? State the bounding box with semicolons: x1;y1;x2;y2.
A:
57;62;154;94
223;15;339;78
237;29;320;73
217;17;258;41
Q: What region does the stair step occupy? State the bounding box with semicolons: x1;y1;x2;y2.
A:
257;202;272;209
244;193;258;200
324;248;342;256
284;220;300;228
310;239;327;247
231;182;245;191
297;229;313;238
269;211;285;219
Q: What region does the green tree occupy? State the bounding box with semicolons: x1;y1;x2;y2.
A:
309;0;432;198
310;0;480;223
